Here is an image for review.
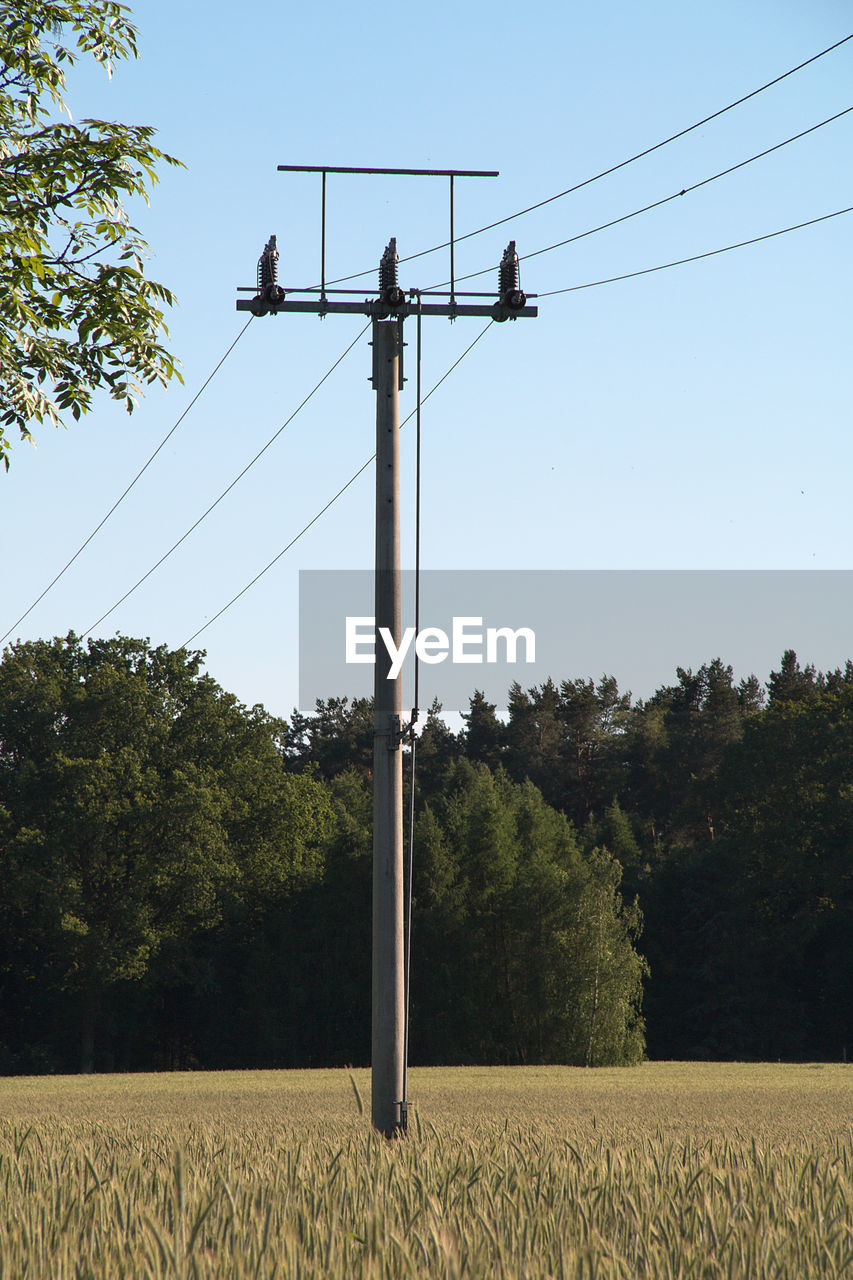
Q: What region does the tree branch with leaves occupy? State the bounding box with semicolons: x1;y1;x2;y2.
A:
0;1;182;467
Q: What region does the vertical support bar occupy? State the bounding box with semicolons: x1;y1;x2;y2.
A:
401;297;423;1129
413;301;422;718
372;317;405;1138
449;175;455;306
321;170;327;301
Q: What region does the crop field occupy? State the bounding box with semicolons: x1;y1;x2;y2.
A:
0;1063;851;1278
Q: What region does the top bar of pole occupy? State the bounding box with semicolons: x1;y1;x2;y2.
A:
277;165;499;177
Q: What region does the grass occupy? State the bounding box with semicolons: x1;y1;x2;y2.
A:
0;1063;851;1277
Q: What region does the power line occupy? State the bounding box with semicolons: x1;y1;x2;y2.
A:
321;31;853;288
536;204;853;296
180;200;853;649
182;321;495;648
82;320;371;638
0;318;254;646
521;106;853;266
16;35;851;648
424;104;853;290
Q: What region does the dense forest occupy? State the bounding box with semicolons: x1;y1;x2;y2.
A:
0;634;850;1074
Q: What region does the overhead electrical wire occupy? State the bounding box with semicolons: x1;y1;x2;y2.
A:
0;318;254;646
180;183;853;649
537;204;853;296
181;320;495;648
80;320;372;638
320;31;853;288
423;104;853;291
10;34;851;646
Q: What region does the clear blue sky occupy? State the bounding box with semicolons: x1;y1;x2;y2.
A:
3;0;852;715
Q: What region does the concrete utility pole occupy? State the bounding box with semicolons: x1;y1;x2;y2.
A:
371;317;405;1136
237;165;536;1139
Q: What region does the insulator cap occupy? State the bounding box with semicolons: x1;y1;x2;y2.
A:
501;288;526;310
257;234;279;292
380;285;405;308
498;240;520;298
379;237;401;299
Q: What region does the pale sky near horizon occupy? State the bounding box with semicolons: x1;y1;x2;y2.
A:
2;0;852;717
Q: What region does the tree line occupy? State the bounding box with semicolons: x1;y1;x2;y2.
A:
285;651;852;1065
0;635;849;1073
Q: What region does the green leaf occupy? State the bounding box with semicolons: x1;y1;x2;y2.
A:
0;2;181;467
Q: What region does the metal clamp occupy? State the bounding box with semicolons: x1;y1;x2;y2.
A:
388;714;406;750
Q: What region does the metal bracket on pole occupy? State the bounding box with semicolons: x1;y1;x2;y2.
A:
370;318;405;390
241;297;537;320
387;714;405;751
276;166;499;305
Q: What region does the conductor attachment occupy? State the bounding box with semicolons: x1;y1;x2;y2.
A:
493;241;526;320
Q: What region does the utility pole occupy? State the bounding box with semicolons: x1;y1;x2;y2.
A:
237;166;536;1137
371;315;405;1136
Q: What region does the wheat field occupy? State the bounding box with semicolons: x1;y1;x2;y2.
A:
0;1063;851;1278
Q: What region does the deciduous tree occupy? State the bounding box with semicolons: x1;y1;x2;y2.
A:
0;633;327;1071
0;1;181;466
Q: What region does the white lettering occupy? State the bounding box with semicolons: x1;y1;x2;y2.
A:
346;616;376;663
486;626;536;664
378;626;416;680
346;616;536;675
453;616;484;663
415;627;449;664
